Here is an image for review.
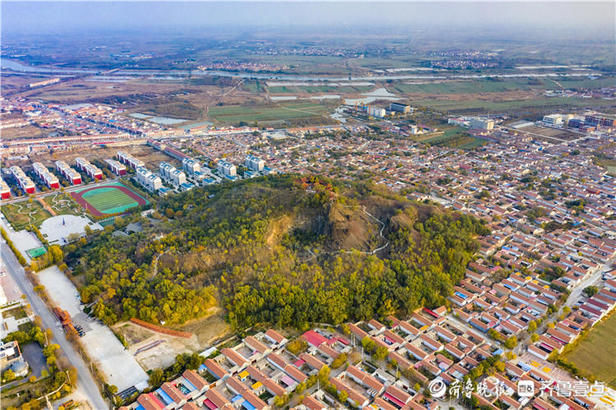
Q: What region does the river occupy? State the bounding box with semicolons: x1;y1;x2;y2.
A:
1;58;604;83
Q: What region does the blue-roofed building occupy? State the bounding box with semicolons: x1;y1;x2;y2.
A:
155;388;174;406
158;186;171;196
180;182;195;191
242;400;256;410
217;159;236;177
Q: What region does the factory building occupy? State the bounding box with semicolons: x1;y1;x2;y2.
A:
245;155;265;172
0;178;11;199
135;167;162;193
28;78;60;89
10;166;35;194
75;157;103;180
105;159;127;176
389;102;413;114
469;118;495;131
542;114;563;126
116;151;145;170
182;158;201;175
568;118;584;128
367;106;386;118
585;113;615;128
160;162;187;188
217;160;237;178
55;160;82;185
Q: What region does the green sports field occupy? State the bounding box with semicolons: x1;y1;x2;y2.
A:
81;188;137;214
71;183;147;216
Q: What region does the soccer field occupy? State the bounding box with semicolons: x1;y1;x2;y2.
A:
82;188;138;214
71;183;147;216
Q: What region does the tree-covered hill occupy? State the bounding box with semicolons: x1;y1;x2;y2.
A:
64;175;489;330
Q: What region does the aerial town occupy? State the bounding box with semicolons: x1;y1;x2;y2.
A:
1;2;615;410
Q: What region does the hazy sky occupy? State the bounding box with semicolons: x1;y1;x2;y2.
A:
2;1;614;39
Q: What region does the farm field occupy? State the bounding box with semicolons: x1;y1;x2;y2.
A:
1;200;51;230
550;76;616;90
70;183;147;216
413;127;486;149
0;124;48;141
268;85;373;94
393;76;616;95
207;101;333;125
564;312;616;388
412;96;616;113
393;78;540;94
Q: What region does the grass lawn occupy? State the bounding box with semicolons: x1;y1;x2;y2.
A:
0;376;58;409
1;201;51;230
594;156;616;177
564;312;616;388
208;101;333;125
82;188;138;214
43;192;82;215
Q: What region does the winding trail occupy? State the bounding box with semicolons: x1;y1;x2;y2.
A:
301;205;389;262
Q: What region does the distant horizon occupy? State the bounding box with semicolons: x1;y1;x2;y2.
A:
2;1;614;40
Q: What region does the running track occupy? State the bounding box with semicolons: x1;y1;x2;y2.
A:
70;184;146;217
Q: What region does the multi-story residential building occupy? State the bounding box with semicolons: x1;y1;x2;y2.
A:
245;155;265;172
217;160;237;177
75;157;103;180
105;159;127;176
0;177;11;199
182;158;201;175
32;162;60;189
135;166;162;193
117;151;145;169
55;160;82;185
160;162;187;188
10;166;35;194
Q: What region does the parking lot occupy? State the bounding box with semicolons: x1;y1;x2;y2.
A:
37;266;148;392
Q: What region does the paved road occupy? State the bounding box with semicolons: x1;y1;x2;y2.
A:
564;259;612;309
514;257;614;356
0;240;109;409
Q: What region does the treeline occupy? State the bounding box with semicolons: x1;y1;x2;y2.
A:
1;227;27;266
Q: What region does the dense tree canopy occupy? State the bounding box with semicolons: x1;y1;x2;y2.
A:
65;175;488;329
